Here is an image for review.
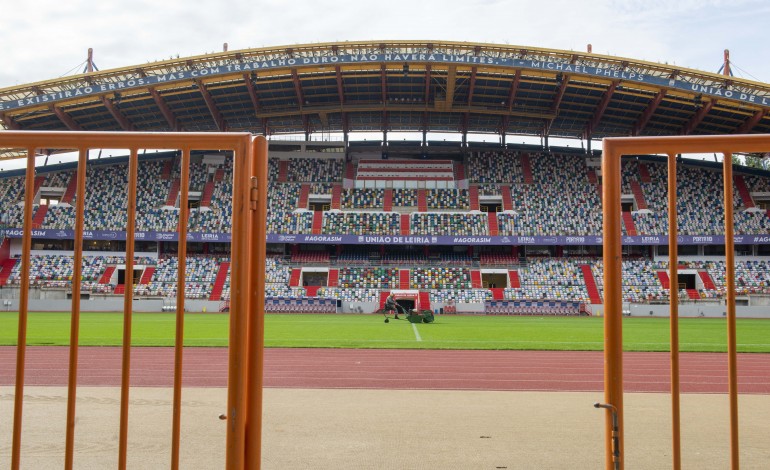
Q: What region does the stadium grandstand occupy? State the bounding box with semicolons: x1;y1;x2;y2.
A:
1;41;770;317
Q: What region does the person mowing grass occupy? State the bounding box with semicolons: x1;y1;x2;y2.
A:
385;293;401;319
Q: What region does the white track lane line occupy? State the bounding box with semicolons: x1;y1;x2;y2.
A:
411;323;422;341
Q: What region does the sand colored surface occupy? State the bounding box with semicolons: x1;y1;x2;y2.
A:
2;387;770;469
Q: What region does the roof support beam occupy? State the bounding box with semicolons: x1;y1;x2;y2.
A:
100;96;135;131
335;66;345;104
584;81;617;139
382;110;389;143
291;69;305;108
0;112;22;130
148;88;180;131
381;64;388;104
500;115;510;139
734;109;767;134
507;70;521;112
467;67;477;106
196;80;227;131
302;115;310;140
243;73;262;115
681;99;715;135
550;75;569;113
632;89;666;136
50;105;83;131
444;66;457;111
342;112;349;146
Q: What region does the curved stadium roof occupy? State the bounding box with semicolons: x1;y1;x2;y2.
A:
1;40;770;159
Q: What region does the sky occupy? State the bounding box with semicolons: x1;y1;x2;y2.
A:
2;0;770;88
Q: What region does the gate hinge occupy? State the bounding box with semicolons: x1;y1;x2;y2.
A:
250;177;258;210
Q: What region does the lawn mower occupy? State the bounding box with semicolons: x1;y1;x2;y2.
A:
380;304;435;324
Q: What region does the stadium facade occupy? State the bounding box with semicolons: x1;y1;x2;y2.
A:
1;41;769;316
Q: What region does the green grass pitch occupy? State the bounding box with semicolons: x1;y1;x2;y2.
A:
0;312;768;352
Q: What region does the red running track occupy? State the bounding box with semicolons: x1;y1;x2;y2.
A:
1;347;768;394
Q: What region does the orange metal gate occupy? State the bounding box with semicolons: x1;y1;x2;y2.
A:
601;134;770;470
0;131;267;469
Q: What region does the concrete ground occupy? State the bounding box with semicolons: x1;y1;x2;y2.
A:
2;386;769;469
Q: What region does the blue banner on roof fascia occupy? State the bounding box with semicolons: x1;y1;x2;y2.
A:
3;54;770;112
4;228;770;245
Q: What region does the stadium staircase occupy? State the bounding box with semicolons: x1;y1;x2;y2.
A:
417;189;427;212
454;162;465;181
657;271;670;289
161;160;173;180
418;291;431;311
400;214;411;235
508;270;521;288
580;265;602;304
490;288;505;300
289;268;302;287
311;211;323;234
209;262;230;301
139;267;155;285
165;178;180;206
345;163;357;180
686;289;700;300
638;163;652;183
487;212;498;236
622;211;637;236
214;168;225;182
734;175;755;208
331;184;342;210
305;286;320;297
113;285;125;295
61;171;78;203
587;169;598;185
470;270;482;288
200;181;215;207
501;186;513;211
32;176;46;198
0;259;18;286
630;181;647;210
521;153;534;184
399;270;410;289
383;189;393;211
278;161;289;182
698;271;716;290
469;186;480;211
327;269;339;287
298;184;310;209
379;291;390;310
99;266;116;284
32;205;48;229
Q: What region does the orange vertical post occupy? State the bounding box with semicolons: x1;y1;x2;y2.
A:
118;148;139;470
171;148;191;469
64;148;89;470
601;142;624;470
10;147;36;470
722;152;740;470
667;153;681;470
226;138;252;468
245;136;269;468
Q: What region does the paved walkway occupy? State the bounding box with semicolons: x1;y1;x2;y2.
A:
2;387;769;469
